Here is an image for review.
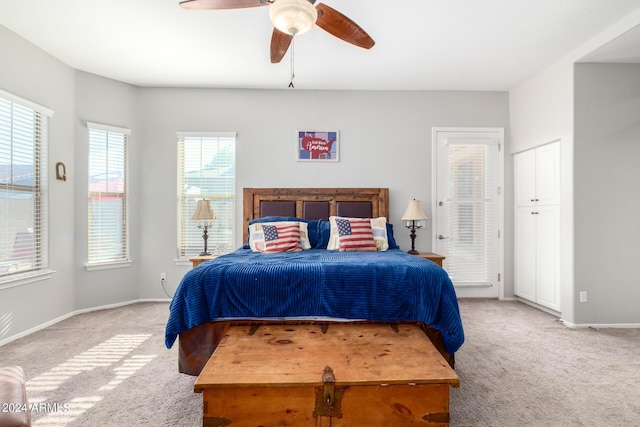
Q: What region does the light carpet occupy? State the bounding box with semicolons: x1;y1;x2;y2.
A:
1;300;639;426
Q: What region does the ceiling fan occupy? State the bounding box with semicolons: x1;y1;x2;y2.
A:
179;0;375;64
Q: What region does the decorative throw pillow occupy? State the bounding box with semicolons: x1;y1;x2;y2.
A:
249;222;303;253
248;216;318;248
249;221;310;251
370;217;389;251
328;216;377;252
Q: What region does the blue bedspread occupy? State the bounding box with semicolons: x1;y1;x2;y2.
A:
165;248;464;354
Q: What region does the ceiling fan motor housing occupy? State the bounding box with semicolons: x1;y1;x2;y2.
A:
269;0;318;36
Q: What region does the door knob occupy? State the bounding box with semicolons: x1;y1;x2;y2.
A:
437;235;449;240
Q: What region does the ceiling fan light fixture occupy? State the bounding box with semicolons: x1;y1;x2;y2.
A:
269;0;318;36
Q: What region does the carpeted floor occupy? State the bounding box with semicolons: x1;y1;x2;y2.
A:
1;300;639;426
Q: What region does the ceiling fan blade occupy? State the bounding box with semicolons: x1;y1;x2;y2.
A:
315;3;375;49
270;28;293;63
179;0;266;10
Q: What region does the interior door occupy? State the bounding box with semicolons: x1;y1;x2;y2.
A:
433;128;503;298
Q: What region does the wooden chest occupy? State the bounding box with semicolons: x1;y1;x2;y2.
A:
194;323;459;426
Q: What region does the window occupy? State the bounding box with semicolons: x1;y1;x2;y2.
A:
177;132;236;260
87;122;130;268
0;90;53;284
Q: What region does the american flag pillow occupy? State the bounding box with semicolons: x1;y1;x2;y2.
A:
248;221;310;252
261;223;302;253
330;217;377;252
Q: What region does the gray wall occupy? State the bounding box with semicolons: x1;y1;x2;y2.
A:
0;24;511;344
0;25;76;340
574;63;640;324
73;71;141;309
136;88;511;298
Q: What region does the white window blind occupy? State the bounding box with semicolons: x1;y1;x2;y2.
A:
441;141;497;285
0;92;51;284
177;132;236;259
87;122;130;266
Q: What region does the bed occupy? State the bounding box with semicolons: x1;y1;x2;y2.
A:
165;187;464;376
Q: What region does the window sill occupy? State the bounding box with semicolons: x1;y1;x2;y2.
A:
85;260;132;271
0;269;56;290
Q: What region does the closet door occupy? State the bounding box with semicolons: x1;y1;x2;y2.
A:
514;149;536;208
514;206;537;301
513;141;560;311
535;204;560;311
535;142;560;206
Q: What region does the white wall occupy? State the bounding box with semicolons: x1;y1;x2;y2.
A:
136;89;510;298
509;59;576;322
509;10;640;325
574;63;640;324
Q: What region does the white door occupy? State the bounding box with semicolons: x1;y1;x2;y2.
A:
514;206;537;301
513;141;561;311
535;204;560;310
433;128;503;298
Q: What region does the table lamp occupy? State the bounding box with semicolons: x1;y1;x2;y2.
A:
191;199;216;256
401;199;428;255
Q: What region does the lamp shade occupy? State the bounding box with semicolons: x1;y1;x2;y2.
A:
191;199;216;221
401;199;428;221
269;0;318;36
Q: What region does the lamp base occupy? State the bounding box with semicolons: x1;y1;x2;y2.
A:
406;223;420;256
200;226;211;257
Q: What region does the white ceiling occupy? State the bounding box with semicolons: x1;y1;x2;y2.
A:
1;0;639;91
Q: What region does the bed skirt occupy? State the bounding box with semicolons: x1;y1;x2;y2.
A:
178;320;455;376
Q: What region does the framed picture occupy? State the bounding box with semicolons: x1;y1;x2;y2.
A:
297;130;339;162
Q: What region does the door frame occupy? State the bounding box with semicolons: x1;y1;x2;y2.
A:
431;127;505;300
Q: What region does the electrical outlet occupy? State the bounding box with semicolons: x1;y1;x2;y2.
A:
579;291;587;303
160;272;167;281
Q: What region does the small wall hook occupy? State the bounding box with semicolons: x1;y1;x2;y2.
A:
55;162;67;181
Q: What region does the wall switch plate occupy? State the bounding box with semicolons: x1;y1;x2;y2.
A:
579;291;587;303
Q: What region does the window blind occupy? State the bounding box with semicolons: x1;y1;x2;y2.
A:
177;132;236;259
0;93;50;283
441;141;497;285
87;122;130;266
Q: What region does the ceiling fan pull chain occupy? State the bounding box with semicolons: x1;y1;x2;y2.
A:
289;37;295;88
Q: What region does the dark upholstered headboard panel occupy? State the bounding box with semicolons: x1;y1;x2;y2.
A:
242;188;389;243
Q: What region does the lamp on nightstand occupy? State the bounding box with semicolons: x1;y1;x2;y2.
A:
191;199;216;256
401;199;428;255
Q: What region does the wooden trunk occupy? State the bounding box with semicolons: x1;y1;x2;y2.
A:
195;323;459;426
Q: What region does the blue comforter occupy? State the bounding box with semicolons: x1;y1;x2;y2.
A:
165;248;464;354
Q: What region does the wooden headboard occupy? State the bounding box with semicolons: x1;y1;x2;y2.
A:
242;188;389;243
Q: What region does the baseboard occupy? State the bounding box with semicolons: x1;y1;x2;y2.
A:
559;319;640;329
71;298;171;316
0;298;170;347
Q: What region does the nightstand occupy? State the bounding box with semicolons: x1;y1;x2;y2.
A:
189;255;217;268
412;252;445;267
